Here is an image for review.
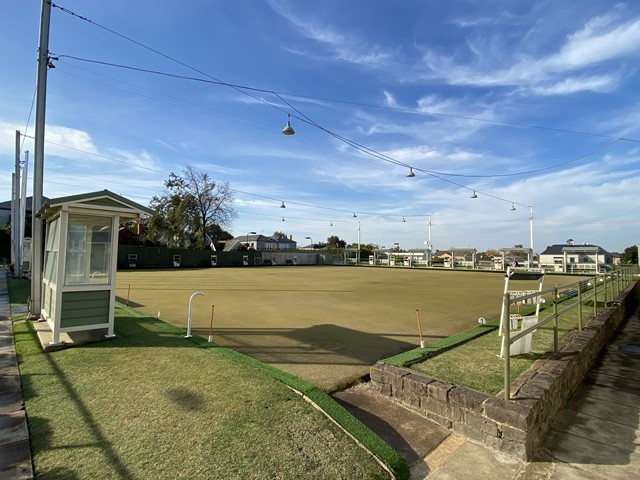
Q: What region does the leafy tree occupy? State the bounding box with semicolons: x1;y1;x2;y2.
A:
272;231;289;239
148;166;236;248
208;224;234;243
327;235;346;249
346;242;379;259
620;245;638;265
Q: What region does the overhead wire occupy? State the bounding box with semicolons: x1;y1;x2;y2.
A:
47;3;630;210
51;54;626;181
45;0;639;244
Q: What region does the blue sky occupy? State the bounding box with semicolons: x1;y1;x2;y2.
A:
2;1;640;253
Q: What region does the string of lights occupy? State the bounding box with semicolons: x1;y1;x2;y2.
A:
21;134;426;221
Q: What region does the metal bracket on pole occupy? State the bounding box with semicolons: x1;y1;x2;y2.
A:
185;292;205;338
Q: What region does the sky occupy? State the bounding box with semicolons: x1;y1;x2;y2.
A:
1;0;640;254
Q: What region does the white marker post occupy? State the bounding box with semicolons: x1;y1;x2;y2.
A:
208;305;215;343
185;292;205;338
416;309;425;348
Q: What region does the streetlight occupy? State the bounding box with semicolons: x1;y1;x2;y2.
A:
305;236;313;249
394;242;400;251
246;231;256;249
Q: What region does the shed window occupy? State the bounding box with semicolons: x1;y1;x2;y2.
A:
43;217;60;284
64;214;112;285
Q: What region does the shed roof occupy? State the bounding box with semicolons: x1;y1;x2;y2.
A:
37;190;153;220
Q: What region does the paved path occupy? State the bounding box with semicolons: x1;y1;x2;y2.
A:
0;272;33;479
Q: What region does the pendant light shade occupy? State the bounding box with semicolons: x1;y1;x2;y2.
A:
406;167;416;178
471;191;478;198
281;114;295;135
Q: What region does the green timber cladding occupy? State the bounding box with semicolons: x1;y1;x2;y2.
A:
60;290;110;328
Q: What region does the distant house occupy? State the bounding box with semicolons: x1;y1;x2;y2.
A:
539;242;612;273
227;234;297;252
0;196;48;229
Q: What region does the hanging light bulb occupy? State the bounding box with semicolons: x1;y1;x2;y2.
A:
353;212;357;218
280;201;286;208
281;114;295;135
282;217;285;221
330;221;333;227
511;203;516;211
406;167;415;178
471;191;478;198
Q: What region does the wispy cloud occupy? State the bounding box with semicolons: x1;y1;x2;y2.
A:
269;4;394;68
419;12;640;95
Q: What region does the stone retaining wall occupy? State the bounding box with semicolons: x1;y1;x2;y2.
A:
370;280;640;460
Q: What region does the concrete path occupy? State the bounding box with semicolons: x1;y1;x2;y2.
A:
0;272;33;479
519;306;640;480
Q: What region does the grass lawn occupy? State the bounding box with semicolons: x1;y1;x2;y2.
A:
409;292;603;394
9;278;401;480
116;267;578;392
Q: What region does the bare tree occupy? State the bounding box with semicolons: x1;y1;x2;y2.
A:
148;166;237;248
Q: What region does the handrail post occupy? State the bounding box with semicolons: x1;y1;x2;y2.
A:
609;273;614;302
503;293;511;401
553;287;559;352
593;276;598;316
578;281;583;331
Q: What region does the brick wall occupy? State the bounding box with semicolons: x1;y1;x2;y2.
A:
371;280;640;460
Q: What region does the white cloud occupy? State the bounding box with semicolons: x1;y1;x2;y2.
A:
418;12;640;95
270;5;394;68
548;16;640;70
526;74;620;95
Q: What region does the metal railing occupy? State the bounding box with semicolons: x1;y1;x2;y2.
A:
502;265;639;400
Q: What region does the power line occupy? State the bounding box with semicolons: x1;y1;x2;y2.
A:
48;5;640;145
51;54;627;183
45;2;633;221
47;3;630;207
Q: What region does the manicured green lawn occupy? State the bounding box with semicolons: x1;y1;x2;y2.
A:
116;267;579;392
9;278;400;480
409;293;602;394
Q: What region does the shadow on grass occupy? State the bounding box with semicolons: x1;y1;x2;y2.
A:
193;324;417;367
165;387;205;411
24;341;135;478
115;296;145;308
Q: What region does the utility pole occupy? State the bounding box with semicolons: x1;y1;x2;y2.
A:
529;205;534;260
31;0;52;317
356;220;361;264
12;131;21;277
427;214;432;266
20;151;30;275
